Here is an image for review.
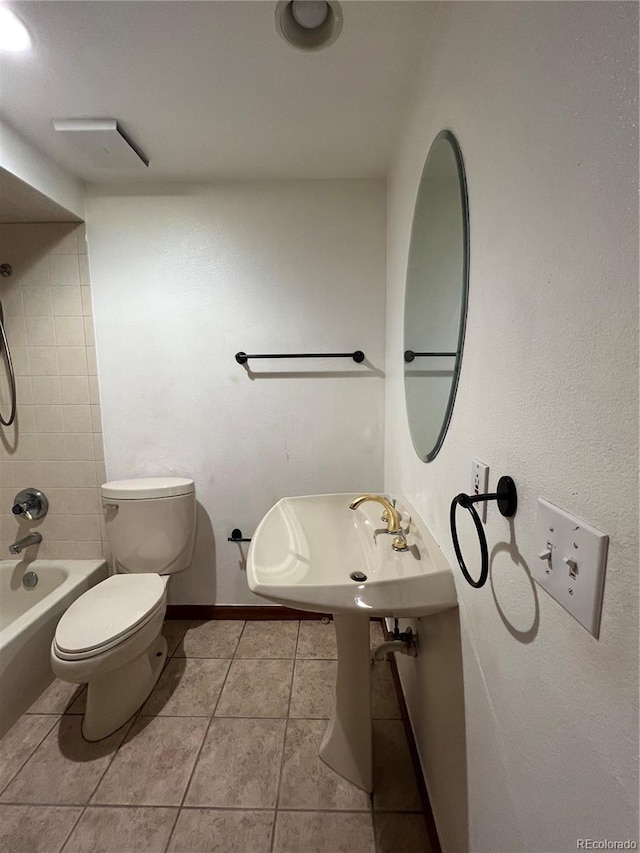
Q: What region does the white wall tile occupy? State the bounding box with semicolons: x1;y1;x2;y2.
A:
88;375;100;404
59;375;90;405
22;287;52;316
37;433;67;461
73;541;104;559
82;316;95;346
93;433;105;461
46;514;101;542
9;346;30;376
31;376;61;404
25;316;55;346
3;313;26;346
49;254;80;287
54;316;85;346
86;346;97;375
19;255;50;287
0;433;38;461
51;286;83;316
14;376;33;405
40;461;97;488
34;404;64;433
16;405;36;434
62;405;92;433
78;255;90;285
28;347;58;376
0;223;105;563
90;404;102;433
0;460;41;487
57;346;87;375
0;286;23;317
49;228;78;255
64;433;95;461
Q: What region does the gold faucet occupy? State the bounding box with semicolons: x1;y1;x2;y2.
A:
349;494;408;552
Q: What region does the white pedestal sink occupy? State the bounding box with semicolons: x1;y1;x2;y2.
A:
246;493;458;792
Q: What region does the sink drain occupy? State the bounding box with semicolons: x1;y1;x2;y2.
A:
350;571;367;582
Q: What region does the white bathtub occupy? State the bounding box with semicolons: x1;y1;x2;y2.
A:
0;559;108;737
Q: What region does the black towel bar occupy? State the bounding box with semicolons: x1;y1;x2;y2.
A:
236;351;365;365
404;350;458;362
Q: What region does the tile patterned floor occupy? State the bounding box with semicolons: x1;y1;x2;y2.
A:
0;619;433;853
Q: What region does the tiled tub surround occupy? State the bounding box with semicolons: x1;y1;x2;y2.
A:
0;559;108;738
0;619;433;853
0;222;106;560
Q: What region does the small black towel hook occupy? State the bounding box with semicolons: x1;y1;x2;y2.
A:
227;528;252;543
450;476;517;588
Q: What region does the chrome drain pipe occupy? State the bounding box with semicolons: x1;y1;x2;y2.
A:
372;626;417;661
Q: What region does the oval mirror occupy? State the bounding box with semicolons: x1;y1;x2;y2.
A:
403;129;469;462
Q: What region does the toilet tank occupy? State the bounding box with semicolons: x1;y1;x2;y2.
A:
101;478;196;575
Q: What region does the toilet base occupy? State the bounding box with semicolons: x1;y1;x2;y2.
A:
82;634;168;741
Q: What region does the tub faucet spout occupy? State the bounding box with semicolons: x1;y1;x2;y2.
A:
9;532;42;554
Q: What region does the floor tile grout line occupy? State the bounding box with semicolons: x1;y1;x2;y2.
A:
58;804;88;853
161;621;245;853
234;619;251;659
0;800;424;814
172;654;338;661
269;621;301;853
84;714;138;808
160;803;182;853
0;713;61;798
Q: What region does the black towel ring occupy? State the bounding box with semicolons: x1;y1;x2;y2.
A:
450;476;518;588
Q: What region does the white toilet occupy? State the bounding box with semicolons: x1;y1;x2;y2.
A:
51;477;196;741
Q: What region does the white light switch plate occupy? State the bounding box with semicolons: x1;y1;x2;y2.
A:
534;498;608;638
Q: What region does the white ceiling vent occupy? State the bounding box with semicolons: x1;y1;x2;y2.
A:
52;119;148;168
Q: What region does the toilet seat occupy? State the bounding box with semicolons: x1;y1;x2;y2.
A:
53;574;166;661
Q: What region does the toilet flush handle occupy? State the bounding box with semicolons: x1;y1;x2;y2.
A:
103;503;119;511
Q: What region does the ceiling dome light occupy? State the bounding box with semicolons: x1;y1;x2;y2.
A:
291;1;328;30
275;0;342;52
0;6;31;52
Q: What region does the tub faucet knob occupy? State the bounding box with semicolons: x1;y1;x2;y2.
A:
11;488;49;521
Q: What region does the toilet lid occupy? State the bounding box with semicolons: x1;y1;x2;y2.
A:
101;477;195;500
55;574;166;655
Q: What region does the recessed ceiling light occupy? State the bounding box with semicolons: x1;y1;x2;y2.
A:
291;1;329;30
0;6;31;52
275;0;342;52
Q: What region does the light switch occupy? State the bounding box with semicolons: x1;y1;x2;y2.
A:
533;498;608;638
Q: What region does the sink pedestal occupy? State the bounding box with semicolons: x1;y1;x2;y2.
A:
319;613;372;792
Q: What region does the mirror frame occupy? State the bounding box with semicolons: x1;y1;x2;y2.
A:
404;128;470;463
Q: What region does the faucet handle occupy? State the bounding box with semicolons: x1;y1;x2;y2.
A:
399;511;412;533
11;488;48;521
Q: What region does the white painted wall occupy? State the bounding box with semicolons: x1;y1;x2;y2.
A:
385;3;638;852
84;180;386;605
0;119;84;220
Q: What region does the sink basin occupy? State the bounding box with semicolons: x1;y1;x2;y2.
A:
247;492;458;793
247;492;457;617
